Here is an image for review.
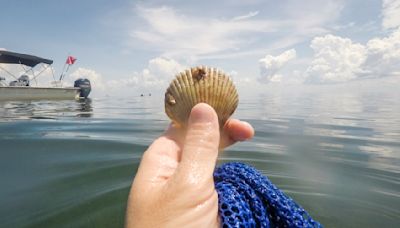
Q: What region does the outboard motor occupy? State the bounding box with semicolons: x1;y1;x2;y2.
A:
74;78;91;98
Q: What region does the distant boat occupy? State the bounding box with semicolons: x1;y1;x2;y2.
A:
0;50;91;100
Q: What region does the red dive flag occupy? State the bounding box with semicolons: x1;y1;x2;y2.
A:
66;56;77;65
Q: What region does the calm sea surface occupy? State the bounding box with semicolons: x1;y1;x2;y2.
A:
0;89;399;228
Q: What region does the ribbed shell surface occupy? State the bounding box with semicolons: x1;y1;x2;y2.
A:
165;66;238;127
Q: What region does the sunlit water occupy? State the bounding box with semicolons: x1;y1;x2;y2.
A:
0;89;399;227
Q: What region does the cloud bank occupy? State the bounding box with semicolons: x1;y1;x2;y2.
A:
256;26;400;84
305;35;367;83
305;27;400;83
108;57;185;93
363;28;400;76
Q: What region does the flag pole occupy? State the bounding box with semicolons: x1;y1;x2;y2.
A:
62;64;71;81
59;62;67;81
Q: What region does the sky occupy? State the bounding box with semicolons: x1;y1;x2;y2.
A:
0;0;399;97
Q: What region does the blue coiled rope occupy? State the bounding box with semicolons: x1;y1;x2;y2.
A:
214;162;322;228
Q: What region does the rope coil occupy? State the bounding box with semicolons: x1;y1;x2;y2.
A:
214;162;322;228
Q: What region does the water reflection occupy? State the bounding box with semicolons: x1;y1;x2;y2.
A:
76;99;93;118
231;88;400;227
0;90;399;227
0;99;93;120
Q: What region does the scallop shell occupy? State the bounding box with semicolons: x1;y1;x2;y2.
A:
165;66;238;127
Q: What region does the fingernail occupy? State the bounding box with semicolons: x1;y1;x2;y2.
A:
190;103;215;124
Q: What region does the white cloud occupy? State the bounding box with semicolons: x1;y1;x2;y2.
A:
305;35;367;83
129;2;342;60
363;28;400;76
147;57;185;81
382;0;400;30
304;27;400;83
108;57;186;90
131;6;279;58
258;49;296;83
232;11;259;21
301;0;400;83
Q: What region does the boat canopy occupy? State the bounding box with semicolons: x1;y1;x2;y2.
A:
0;50;53;67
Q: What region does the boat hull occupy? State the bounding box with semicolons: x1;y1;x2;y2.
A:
0;86;81;100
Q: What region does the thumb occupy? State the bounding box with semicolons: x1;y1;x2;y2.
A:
175;103;220;185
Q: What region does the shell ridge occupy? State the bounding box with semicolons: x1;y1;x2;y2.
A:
215;69;223;118
176;74;189;124
177;73;190;123
219;74;231;122
183;70;194;122
220;73;231;124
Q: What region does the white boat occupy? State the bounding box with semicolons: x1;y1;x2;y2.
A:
0;86;81;100
0;50;91;100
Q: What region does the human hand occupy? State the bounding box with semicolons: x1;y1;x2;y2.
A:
126;103;254;228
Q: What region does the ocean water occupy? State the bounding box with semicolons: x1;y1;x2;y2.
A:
0;88;399;228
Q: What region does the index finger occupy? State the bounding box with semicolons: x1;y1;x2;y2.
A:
220;119;254;149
